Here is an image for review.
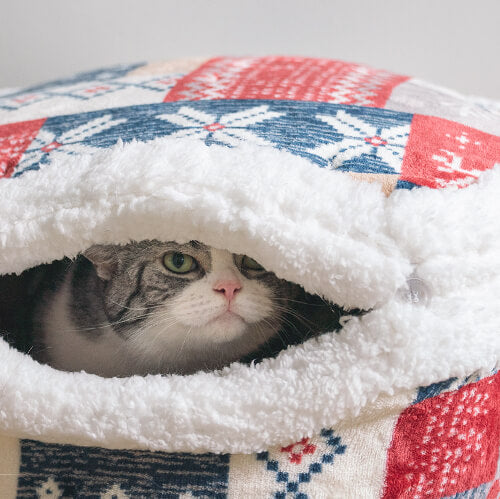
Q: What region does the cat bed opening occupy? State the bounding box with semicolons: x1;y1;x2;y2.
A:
0;57;499;498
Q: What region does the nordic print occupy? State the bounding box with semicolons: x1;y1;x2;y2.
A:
1;105;498;188
1;99;416;179
14;372;499;498
0;64;144;112
400;114;500;189
383;372;500;499
253;429;347;498
156;104;285;148
164;56;409;106
17;440;230;498
1;56;499;190
0;62;188;127
2;57;500;499
308;109;410;173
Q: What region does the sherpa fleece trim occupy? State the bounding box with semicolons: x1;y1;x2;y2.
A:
0;138;499;453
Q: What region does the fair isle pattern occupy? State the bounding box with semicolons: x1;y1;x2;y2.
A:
400;114;500;189
157;104;285;147
13;372;500;498
164;56;409;106
0;62;187;126
17;440;230;498
1;56;499;191
1;57;499;499
383;373;500;499
4;99;499;186
308;110;410;171
0;64;143;112
0;119;45;177
1;100;415;179
254;430;346;498
15;114;127;175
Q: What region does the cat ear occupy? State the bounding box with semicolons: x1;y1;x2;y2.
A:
82;245;119;281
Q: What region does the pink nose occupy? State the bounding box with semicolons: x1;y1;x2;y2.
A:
213;280;242;301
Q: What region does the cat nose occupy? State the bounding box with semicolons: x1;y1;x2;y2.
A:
213;280;242;301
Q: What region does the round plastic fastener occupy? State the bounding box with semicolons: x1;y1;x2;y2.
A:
397;274;432;306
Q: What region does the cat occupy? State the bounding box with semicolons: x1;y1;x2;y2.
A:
25;240;350;377
0;240;349;377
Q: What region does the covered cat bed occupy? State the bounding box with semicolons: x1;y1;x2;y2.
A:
0;56;499;498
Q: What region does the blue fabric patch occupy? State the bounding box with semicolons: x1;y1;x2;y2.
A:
11;99;414;181
415;369;498;404
17;439;229;498
396;179;419;190
444;480;492;498
415;377;458;404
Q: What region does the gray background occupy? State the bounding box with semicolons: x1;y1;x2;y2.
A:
1;0;499;98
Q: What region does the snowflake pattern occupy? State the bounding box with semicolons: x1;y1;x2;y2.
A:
308;109;410;172
14;374;499;499
1;98;497;190
157;104;284;147
15;114;125;176
100;483;130;499
35;477;62;498
2;58;500;499
18;439;230;497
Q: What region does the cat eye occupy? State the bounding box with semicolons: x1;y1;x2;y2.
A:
163;252;198;274
241;255;265;271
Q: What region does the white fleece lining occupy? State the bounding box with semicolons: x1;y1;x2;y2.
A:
0;137;498;454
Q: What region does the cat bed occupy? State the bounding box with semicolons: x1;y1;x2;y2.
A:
0;56;499;498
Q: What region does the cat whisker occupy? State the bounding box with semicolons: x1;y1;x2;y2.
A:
259;318;289;349
270;297;334;307
245;301;317;330
128;313;184;344
66;310;161;332
127;317;181;342
271;303;333;329
253;322;275;353
173;325;193;364
105;298;166;312
278;315;310;338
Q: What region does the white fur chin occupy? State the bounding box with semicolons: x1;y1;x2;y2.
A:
125;312;276;375
202;312;247;343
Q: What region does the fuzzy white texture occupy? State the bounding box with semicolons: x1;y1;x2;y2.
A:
0;137;499;453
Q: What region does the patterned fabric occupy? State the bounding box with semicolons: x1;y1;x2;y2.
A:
1;57;499;498
1;56;499;194
2;371;498;498
18;442;230;498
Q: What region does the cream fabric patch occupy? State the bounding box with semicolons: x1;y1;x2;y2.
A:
0;435;20;497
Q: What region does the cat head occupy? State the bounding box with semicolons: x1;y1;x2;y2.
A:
83;240;301;374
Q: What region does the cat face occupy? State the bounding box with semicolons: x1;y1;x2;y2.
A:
83;240;299;374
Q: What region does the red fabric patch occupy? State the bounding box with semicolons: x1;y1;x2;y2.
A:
0;118;45;178
164;56;408;106
487;479;500;499
382;373;500;499
400;114;500;188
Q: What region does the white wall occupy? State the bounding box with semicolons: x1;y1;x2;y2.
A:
1;0;499;99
